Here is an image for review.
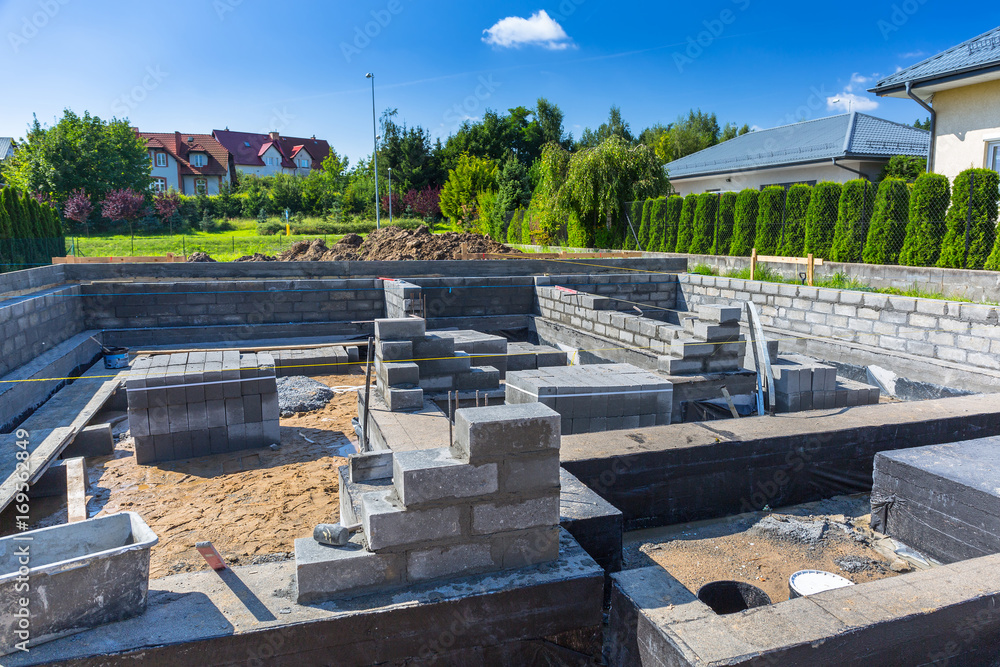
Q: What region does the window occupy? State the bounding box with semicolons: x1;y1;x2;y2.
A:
190;153;206;167
988;141;1000;173
299;158;309;168
195;178;208;195
155;152;167;168
152;177;167;192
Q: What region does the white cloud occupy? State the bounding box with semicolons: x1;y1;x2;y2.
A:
900;51;926;60
827;72;880;113
483;10;573;50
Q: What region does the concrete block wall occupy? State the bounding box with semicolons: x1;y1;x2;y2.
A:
383;279;422;319
657;305;745;376
678;274;1000;376
506;364;673;434
535;274;678;320
81;279;384;331
295;403;563;603
0;265;66;297
266;346;360;377
0;285;85;378
414;276;536;322
434;330;509;378
126;351;279;464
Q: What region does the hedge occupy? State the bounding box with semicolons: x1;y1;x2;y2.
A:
804;182;842;260
862;178;910;265
638;198;653;250
673;194;698;254
712;192;738;255
662;196;683;252
729;189;759;256
830;180;875;263
938;169;999;270
0;187;66;273
899;173;950;267
690;193;719;255
646;197;666;253
624;200;644;250
777;184;811;257
754;186;785;255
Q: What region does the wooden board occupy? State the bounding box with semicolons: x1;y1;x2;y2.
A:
456;251;644;260
53;254;186;264
65;457;87;523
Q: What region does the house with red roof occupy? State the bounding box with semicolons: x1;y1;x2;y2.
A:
138;131;233;195
212;130;331;178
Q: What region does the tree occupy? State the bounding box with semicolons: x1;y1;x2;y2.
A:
1;110;150;206
63;189;94;236
831;180;876;263
657;109;726;162
662;196;683;252
494;154;532;216
899;173;950;267
879;155;927;181
577;106;635;149
439;154;497;227
638;198;655;250
755;186;786;255
729;189;759;256
862;179;911;265
690;193;718;255
101;188;146;239
673;194;698;254
270;174;303;214
777;185;812;257
647;197;667;253
939;169;999;269
712;192;739;255
153;190;182;234
804;182;842;260
914;118;931;131
404;186;442;219
0;190;12;271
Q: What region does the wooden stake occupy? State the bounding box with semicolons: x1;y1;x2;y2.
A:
750;248;758;282
807;254;815;287
66;457;87;523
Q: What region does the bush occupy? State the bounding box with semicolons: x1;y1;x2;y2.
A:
662;196;683;252
711;192;738;255
862;179;910;265
804;182;842;260
624;199;644;250
729;189;759;256
831;180;876;263
755;186;785;255
938;169;999;269
689;193;718;255
638;198;654;250
778;184;811;257
899;173;950;267
0;187;65;272
674;194;698;254
646;197;666;252
508;209;524;244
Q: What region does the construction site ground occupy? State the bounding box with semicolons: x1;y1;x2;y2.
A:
28;372;365;580
623;495;907;604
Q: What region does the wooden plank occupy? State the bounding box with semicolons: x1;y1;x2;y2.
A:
65;457;87;523
755;254;825;267
0;427;77;514
457;251;643;261
134;342;365;356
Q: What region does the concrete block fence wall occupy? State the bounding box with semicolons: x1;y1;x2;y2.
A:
534;274;679;320
0;285;84;378
0;264;66;297
677;273;1000;377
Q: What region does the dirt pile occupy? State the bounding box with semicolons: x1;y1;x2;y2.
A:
187;251;216;263
274;225;519;262
235;253;277;262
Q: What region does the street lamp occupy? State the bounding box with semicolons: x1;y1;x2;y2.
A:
388;167;393;225
366;72;380;230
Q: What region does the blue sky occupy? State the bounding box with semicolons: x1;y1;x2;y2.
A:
0;0;987;164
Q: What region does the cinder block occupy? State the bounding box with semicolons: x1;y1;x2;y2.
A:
187;402;209;431
393;448;498;508
128;410;150;438
670;339;714;359
698;305;742;325
262;419;280;445
375;318;426;341
261;393;279;421
501;452;561;494
693;322;741;342
377;340;413;362
471;494;560;535
418;374;455;391
209;427;228;455
361;491;462;551
152;434;175;462
245;421;265;448
188;429;210;458
206;399;227;428
350;451;394;483
386;387;423;412
406;542;497;582
497;526;560;569
412;335;455;360
456;366;501;391
452;403;561;465
377;361;420;387
62;423;115;459
658;357;704;376
167;403;189;432
225;397;245;425
133;437;155;465
227;423;247;450
295;537;405;604
243;394;263;423
416;352;471;376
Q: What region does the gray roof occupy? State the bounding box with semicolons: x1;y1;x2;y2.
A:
871;26;1000;94
0;138;13;159
665;113;929;180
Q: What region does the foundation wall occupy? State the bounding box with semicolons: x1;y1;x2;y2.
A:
0;286;85;378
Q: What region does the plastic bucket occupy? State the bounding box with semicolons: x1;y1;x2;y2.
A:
697;581;772;615
789;570;855;599
104;347;130;369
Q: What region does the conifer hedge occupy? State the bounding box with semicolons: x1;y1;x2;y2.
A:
777;184;811;257
729;189;759;256
804;182;842;260
939;168;999;269
674;194;698;254
862;178;910;265
647;197;666;252
689;193;718;255
898;173;950;267
0;187;65;273
712;191;738;255
754;186;785;255
831;180;875;263
638;198;653;250
662;195;683;252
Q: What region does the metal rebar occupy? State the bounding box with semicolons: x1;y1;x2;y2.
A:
361;336;374;452
448;391;454;447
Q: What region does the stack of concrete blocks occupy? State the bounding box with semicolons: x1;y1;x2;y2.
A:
505;363;673;434
374;318;500;412
383;279;423;319
507;342;570;372
768;354;880;412
433;330;509;378
657;305;745;376
295;403;563;603
126;351;280;464
265;346;360;378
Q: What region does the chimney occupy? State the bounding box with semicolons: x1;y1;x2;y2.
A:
269;131;280;141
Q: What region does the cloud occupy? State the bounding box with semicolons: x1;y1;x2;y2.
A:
483;10;573;50
827;72;880;113
900;51;926;60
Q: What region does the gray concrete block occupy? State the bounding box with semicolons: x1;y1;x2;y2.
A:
225;397;245;425
206;399;227;428
167;403;189;432
262;419;280;445
151;434;174;462
245;421;265;448
209;427;228;455
498;526;560;569
502;453;561;494
406;541;497;583
63;423;115;459
350;451;394;483
386;387;423;412
453;403;561;465
698;305;742;325
456;366;501;391
377;361;420;387
472;494;560;535
227;423;247;450
375;318;426;341
361;490;463;551
658;357;704;375
187;402;209;431
261;392;279;421
295;537;405;604
693;322;741;342
243;394;263;423
377;340;413;362
393;448;498;508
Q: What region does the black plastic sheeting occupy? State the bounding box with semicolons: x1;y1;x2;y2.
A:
872;438;1000;564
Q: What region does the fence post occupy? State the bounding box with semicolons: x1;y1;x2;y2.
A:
750;248;758;281
182;235;186;258
964;171;975;269
807;254;815;286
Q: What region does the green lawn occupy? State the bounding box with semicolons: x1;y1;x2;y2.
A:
66;232;348;262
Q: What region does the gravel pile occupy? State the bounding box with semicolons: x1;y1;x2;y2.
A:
749;515;827;544
276;376;335;417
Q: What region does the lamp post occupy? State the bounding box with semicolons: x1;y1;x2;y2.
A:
366;72;380;230
388;167;393;225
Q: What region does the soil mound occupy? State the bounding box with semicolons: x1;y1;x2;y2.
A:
235;253;277;262
187;251;216;263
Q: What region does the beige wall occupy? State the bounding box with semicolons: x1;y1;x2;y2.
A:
932;78;1000;181
669;160;885;196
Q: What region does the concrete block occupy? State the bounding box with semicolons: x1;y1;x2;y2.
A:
416;352;471;376
167;403;189;432
261;393;279;421
412;334;456;360
295;537;405;604
243;394;263;423
377;361;420;387
502;453;561;494
386;387;424;412
406;542;497;582
63;423;115;459
209;427;228;455
186;402;209;431
658;357;704;375
693;322;741;342
206;400;227;428
472;494;560;535
361;490;463;551
375;318;426;341
377;340;413;363
262;419;280;446
698;305;742;325
225;397;245;425
498;526;561;569
456;366;501;391
245;421;265;448
393;448;498;508
452;403;561;465
350;451;394;483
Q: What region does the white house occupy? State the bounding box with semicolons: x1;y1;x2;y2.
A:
212;130;330;178
870;26;1000;181
0;137;14;163
665;113;930;196
138;131;232;195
